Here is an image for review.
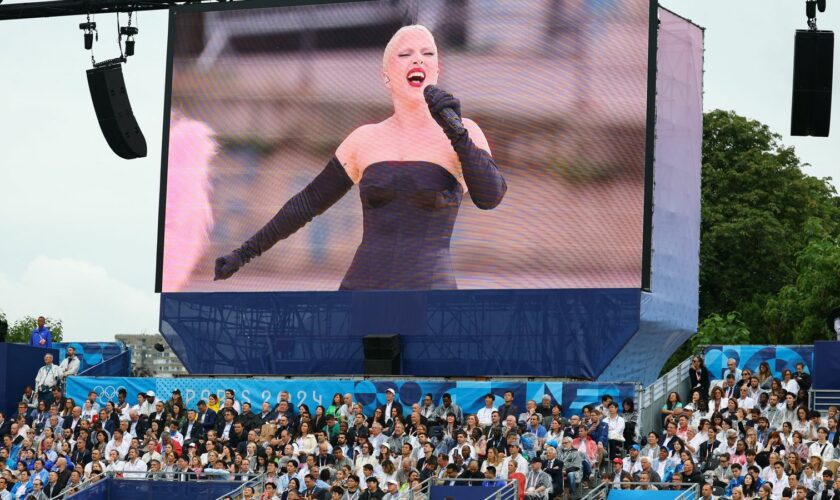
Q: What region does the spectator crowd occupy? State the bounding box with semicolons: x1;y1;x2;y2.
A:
2;350;840;500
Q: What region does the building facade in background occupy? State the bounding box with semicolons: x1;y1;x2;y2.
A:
115;334;187;377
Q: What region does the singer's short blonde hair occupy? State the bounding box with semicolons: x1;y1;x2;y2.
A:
382;24;437;69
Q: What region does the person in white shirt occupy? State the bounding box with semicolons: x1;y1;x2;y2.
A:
34;354;60;402
105;449;125;474
724;359;742;381
338;393;354;423
368;423;387;454
84;449;107;477
500;442;529;479
142;439;162;465
768;462;788;499
123;448;148;479
476;394;497;427
809;427;835;462
781;370;800;396
736;386;756;411
105;429;130;460
58;347;81;380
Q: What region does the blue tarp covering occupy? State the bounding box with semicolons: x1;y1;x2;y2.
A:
160;288;640;378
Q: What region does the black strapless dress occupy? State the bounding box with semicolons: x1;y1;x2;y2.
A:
339;161;463;290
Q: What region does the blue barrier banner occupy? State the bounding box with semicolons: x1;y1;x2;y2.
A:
68;377;636;418
703;345;814;380
108;478;241;499
65;477;110;499
430;485;502;500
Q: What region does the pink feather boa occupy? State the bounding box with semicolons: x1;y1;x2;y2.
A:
162;112;218;291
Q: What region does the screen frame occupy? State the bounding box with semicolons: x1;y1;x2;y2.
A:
154;0;658;293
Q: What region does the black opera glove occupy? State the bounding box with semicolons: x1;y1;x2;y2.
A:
424;86;506;209
451;131;507;210
424;86;462;141
214;156;354;281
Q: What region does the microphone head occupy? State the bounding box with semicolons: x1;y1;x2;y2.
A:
423;85;438;103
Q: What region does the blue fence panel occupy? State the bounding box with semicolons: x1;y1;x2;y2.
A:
607;490;684;499
66;477;110;499
67;377;637;419
429;485;502;500
108;479;242;499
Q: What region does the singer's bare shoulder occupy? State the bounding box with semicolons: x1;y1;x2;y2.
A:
335;124;381;184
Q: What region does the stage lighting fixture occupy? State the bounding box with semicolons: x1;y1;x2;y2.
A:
120;25;138;56
79;20;97;50
154;342;165;352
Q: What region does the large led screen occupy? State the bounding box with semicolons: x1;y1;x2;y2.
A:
159;0;652;292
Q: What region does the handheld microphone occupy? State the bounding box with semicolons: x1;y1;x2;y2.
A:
424;85;466;137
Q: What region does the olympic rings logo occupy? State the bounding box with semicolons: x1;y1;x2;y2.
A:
92;385;125;404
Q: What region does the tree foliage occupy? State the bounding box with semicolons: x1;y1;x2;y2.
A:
700;110;840;319
661;110;839;374
7;315;64;344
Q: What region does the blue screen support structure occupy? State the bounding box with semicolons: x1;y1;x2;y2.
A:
160;288;640;378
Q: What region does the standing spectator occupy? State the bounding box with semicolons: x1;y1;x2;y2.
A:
29;317;52;348
689;356;711;397
34;354;60;406
58;347;80;381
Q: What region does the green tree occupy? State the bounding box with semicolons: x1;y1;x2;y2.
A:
762;220;840;344
7;315;64;344
700;110;840;320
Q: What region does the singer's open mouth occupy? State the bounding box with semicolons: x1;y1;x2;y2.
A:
406;67;426;87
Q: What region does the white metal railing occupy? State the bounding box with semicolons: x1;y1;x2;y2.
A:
810;389;840;412
481;478;519;500
213;472;266;500
637;355;694;435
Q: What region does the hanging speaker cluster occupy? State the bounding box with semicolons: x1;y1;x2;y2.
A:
791;29;834;137
86;63;147;159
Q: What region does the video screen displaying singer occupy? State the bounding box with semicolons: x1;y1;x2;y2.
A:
160;0;651;292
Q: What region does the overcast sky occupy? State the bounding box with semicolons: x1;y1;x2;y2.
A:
0;0;837;343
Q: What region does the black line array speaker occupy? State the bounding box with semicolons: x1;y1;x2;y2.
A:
791;30;834;137
86;63;147;159
362;335;401;375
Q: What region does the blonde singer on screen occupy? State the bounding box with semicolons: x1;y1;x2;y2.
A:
214;25;507;290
